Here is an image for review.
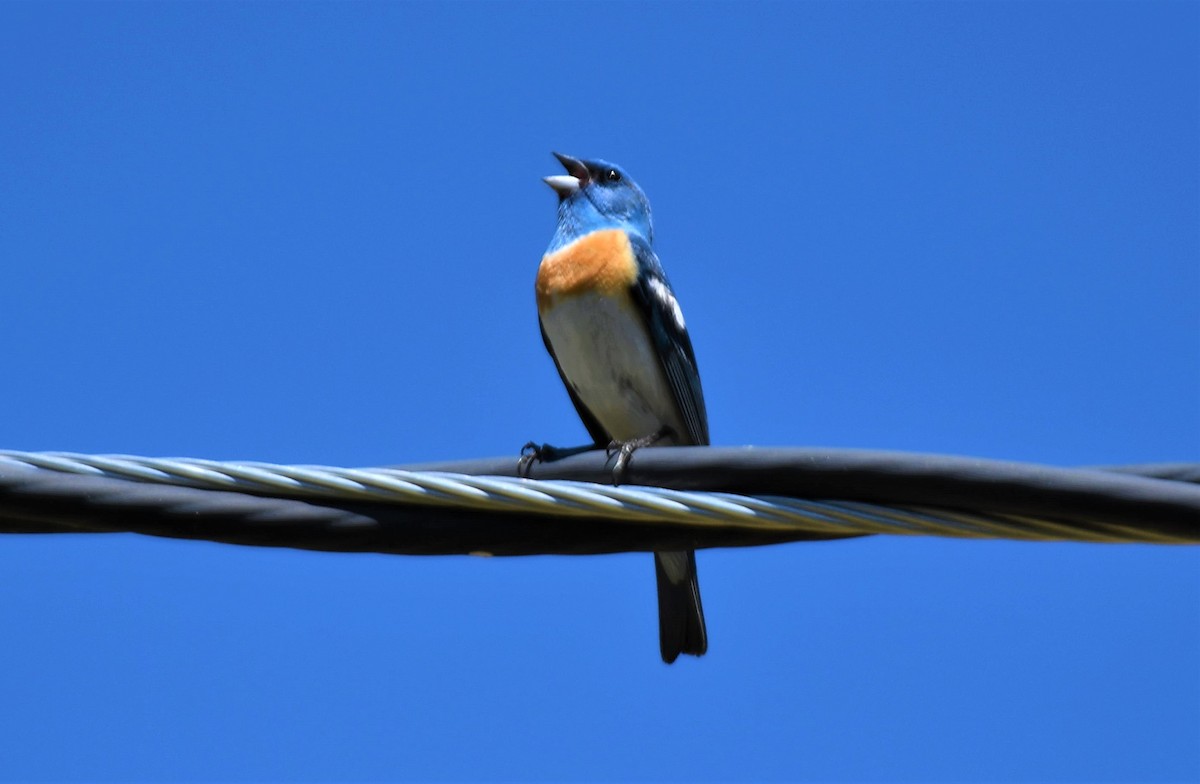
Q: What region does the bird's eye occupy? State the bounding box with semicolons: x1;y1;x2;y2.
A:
605;169;621;183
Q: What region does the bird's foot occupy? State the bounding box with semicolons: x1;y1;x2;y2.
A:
518;441;550;477
606;426;675;485
518;441;596;477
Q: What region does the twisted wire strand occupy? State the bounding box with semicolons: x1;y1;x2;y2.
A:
0;449;1196;546
0;451;780;528
0;450;901;536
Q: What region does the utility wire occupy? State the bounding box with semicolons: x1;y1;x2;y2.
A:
0;448;1196;553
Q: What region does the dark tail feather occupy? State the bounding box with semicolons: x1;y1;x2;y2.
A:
654;550;707;664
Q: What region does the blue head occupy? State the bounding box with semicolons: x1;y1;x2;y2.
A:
544;152;654;253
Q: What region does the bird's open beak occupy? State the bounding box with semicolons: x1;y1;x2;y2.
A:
544;152;589;198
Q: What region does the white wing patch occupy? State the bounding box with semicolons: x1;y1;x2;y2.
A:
648;277;686;332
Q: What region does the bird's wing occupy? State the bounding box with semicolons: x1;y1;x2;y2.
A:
539;319;610;447
628;235;710;446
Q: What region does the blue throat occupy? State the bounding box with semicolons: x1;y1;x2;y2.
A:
546;193;652;254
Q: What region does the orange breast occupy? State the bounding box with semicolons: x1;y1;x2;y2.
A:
536;229;638;312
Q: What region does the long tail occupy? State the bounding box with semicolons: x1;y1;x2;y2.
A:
654;550;707;663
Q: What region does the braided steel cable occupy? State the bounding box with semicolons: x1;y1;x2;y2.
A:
0;448;1196;552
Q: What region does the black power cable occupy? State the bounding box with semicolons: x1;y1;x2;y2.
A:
1;447;1196;551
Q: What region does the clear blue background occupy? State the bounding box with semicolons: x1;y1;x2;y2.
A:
1;2;1197;781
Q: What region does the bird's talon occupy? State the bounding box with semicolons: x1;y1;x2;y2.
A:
518;441;549;477
517;453;534;477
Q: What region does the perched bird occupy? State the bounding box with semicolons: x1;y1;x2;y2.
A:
534;152;708;663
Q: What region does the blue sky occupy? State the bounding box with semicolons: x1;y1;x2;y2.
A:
1;2;1196;781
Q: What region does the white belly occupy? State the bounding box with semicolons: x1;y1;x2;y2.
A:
541;292;686;443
